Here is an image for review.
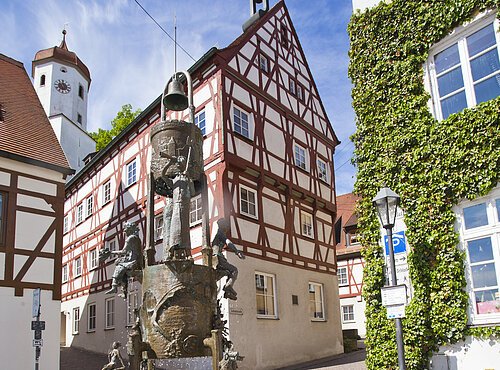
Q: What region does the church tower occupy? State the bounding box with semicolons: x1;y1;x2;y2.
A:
32;30;96;174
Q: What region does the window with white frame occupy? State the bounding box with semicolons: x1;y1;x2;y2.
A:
74;257;82;277
289;78;296;95
297;84;304;101
62;264;68;283
127;291;140;326
195;110;206;135
72;307;80;334
455;186;500;324
154;215;164;241
294;144;307;171
309;282;325;320
64;215;69;234
259;53;270;73
86;195;93;218
301;211;313;238
105;297;115;329
76;203;84;224
126;159;137;187
426;13;500;120
190;195;203;225
255;272;278;318
103;181;111;205
346;230;361;246
87;303;96;331
338;267;348;286
342;305;355;322
233;107;251;139
317;158;328;183
240;185;257;218
88;248;98;270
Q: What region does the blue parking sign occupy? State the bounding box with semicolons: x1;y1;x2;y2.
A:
384;231;406;255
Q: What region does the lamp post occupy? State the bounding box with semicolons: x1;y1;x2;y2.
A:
373;186;406;370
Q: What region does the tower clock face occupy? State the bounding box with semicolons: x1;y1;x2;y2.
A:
54;79;71;94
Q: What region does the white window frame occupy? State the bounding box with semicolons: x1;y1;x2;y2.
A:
86;195;93;218
294;144;307;171
425;11;500;120
240;185;258;219
63;215;69;234
194;109;206;135
342;305;355;322
76;203;84;224
105;297;115;329
259;53;270;73
317;158;328;183
301;210;314;238
103;181;111;205
338;266;348;286
127;291;140;326
62;264;68;283
255;272;278;319
72;307;80;334
233;106;252;139
74;256;82;277
454;185;500;325
126;159;137;187
106;238;117;260
154;215;164;241
309;282;326;321
190;194;203;226
88;248;98;271
87;302;96;332
289;78;296;95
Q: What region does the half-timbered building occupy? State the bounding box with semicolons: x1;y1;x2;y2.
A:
61;1;343;368
335;193;366;338
0;53;73;370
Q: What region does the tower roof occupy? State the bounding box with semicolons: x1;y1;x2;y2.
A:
32;30;91;87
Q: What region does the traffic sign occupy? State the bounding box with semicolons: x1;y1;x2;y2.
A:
32;288;41;318
31;321;46;331
386;304;406;319
381;285;408;306
384;231;407;255
33;339;43;347
34;330;42;340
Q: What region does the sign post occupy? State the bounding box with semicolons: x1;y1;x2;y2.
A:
32;288;44;370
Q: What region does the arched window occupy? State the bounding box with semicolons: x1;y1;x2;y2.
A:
40;74;46;86
78;84;84;99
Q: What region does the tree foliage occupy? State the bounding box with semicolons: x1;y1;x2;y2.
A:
349;1;500;368
90;104;142;151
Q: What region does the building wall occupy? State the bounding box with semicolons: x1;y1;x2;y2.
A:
0;157;66;370
431;339;500;370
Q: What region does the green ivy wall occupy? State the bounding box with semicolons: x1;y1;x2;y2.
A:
348;1;500;368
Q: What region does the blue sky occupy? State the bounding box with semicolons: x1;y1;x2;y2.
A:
0;0;356;195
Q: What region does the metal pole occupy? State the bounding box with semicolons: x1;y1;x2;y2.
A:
386;226;406;370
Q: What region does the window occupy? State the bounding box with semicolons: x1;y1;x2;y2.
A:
74;257;82;277
103;181;111;204
240;186;257;218
190;195;203;225
127;291;140;326
60;66;67;73
301;211;313;238
255;272;277;318
294;144;307;171
88;248;98;270
456;187;500;324
289;78;296;95
194;110;206;135
342;305;355;322
76;203;84;224
259;54;270;73
281;23;288;48
107;238;117;252
86;195;93;218
40;74;46;87
309;282;325;320
346;231;360;246
297;84;304;101
233;107;250;139
72;307;80;334
87;303;96;332
427;15;500;120
63;215;69;234
105;298;115;329
126;159;137;186
317;159;328;183
77;113;82;125
0;192;7;246
62;264;68;283
338;267;348;286
78;84;84;99
154;215;164;241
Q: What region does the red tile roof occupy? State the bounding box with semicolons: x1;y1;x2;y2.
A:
335;193;360;249
0;54;72;174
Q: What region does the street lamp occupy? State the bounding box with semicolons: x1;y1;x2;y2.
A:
373;186;406;370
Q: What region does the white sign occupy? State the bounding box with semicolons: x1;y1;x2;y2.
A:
381;285;407;306
386;304;406;319
32;288;41;318
33;339;43;347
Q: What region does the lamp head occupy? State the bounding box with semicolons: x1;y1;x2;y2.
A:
372;186;400;228
163;79;188;111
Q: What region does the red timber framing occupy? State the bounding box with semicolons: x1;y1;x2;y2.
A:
62;0;339;302
337;253;365;298
0;168;65;299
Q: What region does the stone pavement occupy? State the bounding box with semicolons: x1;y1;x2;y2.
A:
60;346;108;370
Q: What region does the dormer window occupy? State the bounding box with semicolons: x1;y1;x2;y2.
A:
40;74;46;87
78;84;84;99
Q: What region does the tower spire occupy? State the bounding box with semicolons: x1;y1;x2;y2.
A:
59;28;68;50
